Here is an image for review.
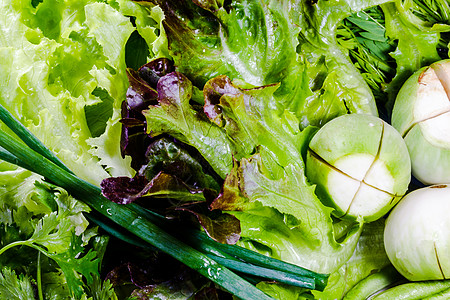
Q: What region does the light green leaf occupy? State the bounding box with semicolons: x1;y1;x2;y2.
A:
0;267;36;300
229;154;363;274
47;234;100;299
154;0;392;128
29;213;72;254
312;219;390;299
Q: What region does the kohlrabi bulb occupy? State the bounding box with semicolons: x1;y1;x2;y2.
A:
306;114;411;222
384;184;450;281
391;59;450;185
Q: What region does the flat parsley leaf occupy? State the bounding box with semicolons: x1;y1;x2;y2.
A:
0;267;35;300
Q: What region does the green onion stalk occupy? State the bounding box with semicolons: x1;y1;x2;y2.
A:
0;103;328;299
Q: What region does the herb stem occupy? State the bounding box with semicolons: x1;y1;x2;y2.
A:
0;241;28;256
37;251;44;300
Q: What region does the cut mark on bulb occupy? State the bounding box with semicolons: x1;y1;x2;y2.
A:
402;108;450;139
388;196;396;205
341;181;363;219
402;65;450;138
361;121;384;185
431;184;448;189
345;122;386;216
434;242;448;280
308;149;360;182
308;131;396;197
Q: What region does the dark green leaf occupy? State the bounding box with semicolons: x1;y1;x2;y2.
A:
347;15;386;36
125;30;150;71
85;88;115;138
141;137;221;191
359;31;387;42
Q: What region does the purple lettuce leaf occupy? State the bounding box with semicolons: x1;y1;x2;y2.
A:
100;172;209;206
121;58;175;169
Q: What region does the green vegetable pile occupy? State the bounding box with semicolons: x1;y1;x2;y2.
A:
0;0;449;299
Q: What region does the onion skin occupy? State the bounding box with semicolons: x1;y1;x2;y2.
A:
392;59;450;185
384;184;450;281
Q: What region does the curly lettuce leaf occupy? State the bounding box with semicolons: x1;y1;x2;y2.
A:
203;76;307;169
101;172;210;205
140;0;396;128
247;220;390;299
117;0;169;58
294;0;391;126
141;137;221;191
0;7;151;296
215;152;363;274
0;0;152;184
312;219;390;299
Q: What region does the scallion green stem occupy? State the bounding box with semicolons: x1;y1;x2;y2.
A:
207;253;316;289
94;206;320;290
0;104;72;173
86;212;156;251
0;146;35;172
126;203;328;291
190;229;329;291
0;129;274;300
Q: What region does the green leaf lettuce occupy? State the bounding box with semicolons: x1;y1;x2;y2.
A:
145;0;396;127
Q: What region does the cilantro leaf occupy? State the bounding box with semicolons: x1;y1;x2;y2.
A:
47;234;100;299
0;179;103;299
28;213;73;254
0;267;36;300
